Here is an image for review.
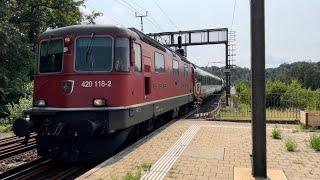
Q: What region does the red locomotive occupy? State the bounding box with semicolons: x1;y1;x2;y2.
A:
13;25;224;161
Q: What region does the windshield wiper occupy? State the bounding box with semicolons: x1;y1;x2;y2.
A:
46;35;52;57
85;32;95;62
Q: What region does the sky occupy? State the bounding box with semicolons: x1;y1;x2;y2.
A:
82;0;320;68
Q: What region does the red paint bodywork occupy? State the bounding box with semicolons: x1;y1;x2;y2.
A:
34;29;194;108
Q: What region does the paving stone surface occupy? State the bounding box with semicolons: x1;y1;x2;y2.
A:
77;120;320;180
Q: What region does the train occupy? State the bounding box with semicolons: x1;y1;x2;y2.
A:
12;25;224;161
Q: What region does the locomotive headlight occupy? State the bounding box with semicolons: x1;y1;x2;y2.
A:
34;99;46;107
93;98;106;107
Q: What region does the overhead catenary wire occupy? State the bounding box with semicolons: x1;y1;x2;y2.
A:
113;0;169;45
130;0;148;12
129;0;169;32
113;0;165;33
122;0;165;32
152;0;180;31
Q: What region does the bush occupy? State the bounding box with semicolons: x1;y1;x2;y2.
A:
309;135;320;151
234;80;320;111
0;124;12;133
285;138;298;152
299;123;317;132
299;122;309;130
6;95;32;122
271;126;282;139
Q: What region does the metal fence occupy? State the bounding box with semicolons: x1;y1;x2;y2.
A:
213;93;300;121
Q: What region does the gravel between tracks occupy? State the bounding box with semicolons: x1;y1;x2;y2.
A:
0;133;14;139
0;149;39;174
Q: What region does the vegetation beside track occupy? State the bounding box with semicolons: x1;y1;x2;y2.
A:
235;80;320;111
216;80;320;121
0;124;12;133
0;0;102;121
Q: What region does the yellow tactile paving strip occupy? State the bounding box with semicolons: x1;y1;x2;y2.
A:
77;120;320;180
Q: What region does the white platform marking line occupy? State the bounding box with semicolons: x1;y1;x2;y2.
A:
143;127;197;180
149;135;187;173
149;127;195;171
152;156;178;180
142;125;201;180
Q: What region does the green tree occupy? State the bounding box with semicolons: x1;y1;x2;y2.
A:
234;80;251;105
0;0;101;118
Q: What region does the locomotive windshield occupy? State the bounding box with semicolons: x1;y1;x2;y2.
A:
75;37;112;72
39;39;64;73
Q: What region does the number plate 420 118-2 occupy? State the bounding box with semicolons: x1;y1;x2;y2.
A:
81;80;112;88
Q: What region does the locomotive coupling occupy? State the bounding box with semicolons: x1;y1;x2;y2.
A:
12;118;34;137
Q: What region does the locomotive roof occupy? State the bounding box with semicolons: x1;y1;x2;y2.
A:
39;25;140;39
39;25;195;67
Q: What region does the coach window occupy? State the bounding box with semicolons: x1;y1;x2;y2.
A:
39;39;63;73
75;37;112;72
172;59;179;75
114;38;130;72
134;43;142;72
154;52;165;72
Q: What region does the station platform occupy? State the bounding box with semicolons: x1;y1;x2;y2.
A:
77;119;319;180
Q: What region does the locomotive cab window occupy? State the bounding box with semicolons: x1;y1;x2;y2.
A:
134;43;142;72
115;38;130;72
75;37;112;72
154;52;165;72
172;59;179;75
39;39;64;73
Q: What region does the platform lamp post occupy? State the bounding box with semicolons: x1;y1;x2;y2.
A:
250;0;267;178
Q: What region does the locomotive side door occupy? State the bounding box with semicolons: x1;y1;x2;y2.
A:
142;54;152;99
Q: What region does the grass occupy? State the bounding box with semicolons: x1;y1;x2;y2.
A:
137;162;152;172
167;167;177;178
309;135;320;151
271;126;282;139
292;129;299;133
0;124;12;133
118;162;152;180
285;138;298;152
299;122;309;129
122;171;141;180
110;176;119;180
292;160;305;166
299;122;318;132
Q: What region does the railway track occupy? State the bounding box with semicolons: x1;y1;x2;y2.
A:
0;134;37;161
190;94;222;119
0;110;197;180
0;157;98;180
0;97;220;179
